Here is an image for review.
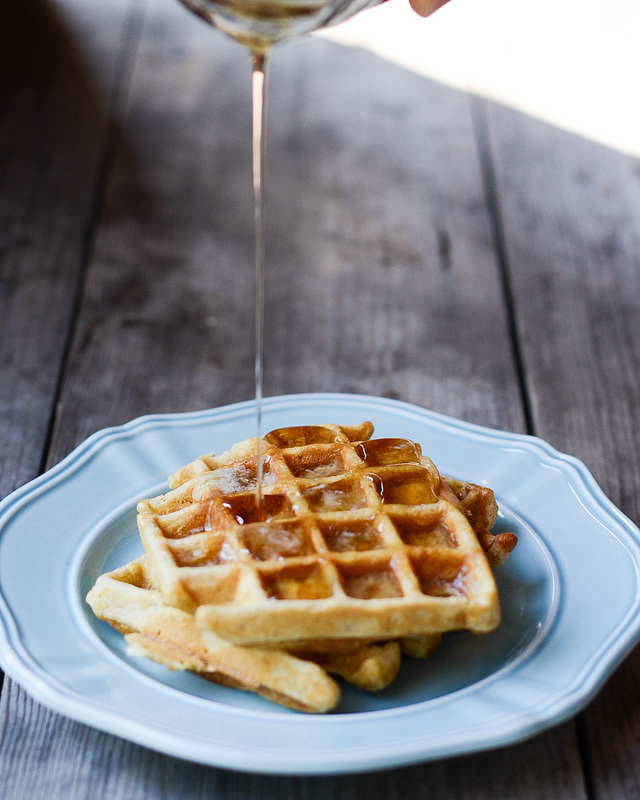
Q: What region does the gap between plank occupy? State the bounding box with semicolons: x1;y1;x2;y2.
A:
37;0;150;478
469;94;597;800
469;94;535;437
0;0;147;699
575;714;598;800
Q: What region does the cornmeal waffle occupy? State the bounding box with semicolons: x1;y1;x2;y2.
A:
85;558;339;711
441;476;518;567
137;423;503;646
86;557;400;711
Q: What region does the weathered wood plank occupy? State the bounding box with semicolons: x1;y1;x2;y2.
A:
0;0;146;763
0;0;146;706
482;100;640;800
263;39;525;430
46;0;258;456
46;0;526;460
0;0;145;499
0;676;589;800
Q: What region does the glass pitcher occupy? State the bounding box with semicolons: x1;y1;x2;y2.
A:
179;0;384;52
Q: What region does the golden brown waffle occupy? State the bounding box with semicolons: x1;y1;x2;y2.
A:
86;558;341;713
86;557;401;710
306;641;401;692
442;476;518;567
137;423;502;647
399;633;443;659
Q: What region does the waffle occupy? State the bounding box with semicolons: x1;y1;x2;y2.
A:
87;557;402;710
137;423;502;647
441;475;518;567
86;557;341;712
305;640;401;692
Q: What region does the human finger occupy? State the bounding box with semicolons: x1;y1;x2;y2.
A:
408;0;451;18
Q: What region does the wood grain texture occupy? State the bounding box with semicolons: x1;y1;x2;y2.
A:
263;41;524;430
0;0;145;705
483;99;640;800
46;0;258;456
47;0;525;461
481;101;640;502
0;679;588;800
0;0;144;499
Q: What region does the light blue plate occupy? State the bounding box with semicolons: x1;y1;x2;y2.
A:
0;393;639;774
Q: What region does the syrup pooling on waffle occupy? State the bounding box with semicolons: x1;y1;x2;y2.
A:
137;423;501;644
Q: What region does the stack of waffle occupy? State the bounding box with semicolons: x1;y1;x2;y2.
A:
87;422;517;713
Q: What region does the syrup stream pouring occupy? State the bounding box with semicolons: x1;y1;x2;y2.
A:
178;0;385;503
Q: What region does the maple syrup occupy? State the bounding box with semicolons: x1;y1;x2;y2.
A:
251;52;268;505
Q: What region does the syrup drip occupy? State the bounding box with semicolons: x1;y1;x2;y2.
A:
251;51;269;506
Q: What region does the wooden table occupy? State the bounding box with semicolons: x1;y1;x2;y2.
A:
1;0;639;795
